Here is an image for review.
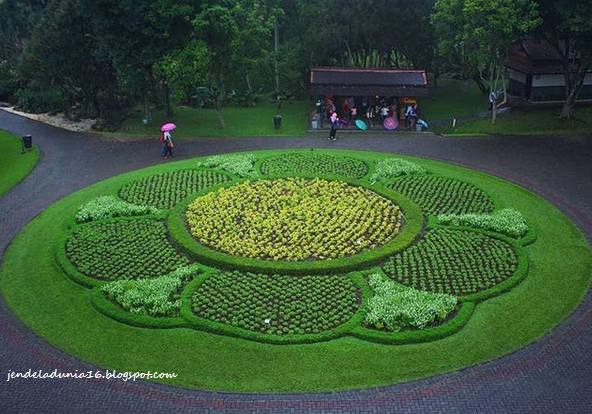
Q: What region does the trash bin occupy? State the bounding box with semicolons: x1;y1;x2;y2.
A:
22;135;33;149
311;118;318;129
273;115;282;129
415;123;422;133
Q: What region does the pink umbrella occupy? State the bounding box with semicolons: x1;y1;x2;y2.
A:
383;117;398;131
161;123;177;132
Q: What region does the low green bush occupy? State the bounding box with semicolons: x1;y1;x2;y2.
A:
197;153;257;178
75;196;161;223
364;273;458;331
102;265;200;317
436;208;528;238
371;158;427;181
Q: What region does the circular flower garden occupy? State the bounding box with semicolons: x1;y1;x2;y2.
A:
1;149;590;392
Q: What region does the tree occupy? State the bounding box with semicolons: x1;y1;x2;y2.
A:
19;0;116;117
79;0;198;120
193;0;277;129
432;0;540;123
535;0;592;119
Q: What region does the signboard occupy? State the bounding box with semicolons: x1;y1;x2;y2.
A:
400;97;418;105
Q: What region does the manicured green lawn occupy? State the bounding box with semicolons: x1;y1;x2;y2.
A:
115;99;309;138
433;106;592;136
422;77;486;120
0;130;39;197
1;149;590;392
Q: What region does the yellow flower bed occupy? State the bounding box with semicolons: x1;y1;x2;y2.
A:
186;178;404;261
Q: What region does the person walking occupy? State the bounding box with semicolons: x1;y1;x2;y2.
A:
162;130;174;159
329;112;339;141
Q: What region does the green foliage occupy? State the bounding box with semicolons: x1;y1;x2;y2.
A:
75;196;161;223
371;158;427;182
260;153;368;179
437;208;528;238
14;86;68;114
191;271;360;335
197;153;257;177
365;273;458;331
154;40;209;105
0;60;18;98
387;175;494;215
66;219;189;281
383;228;519;295
18;0;117;117
118;169;232;209
186;178;404;261
432;0;541;122
102;265;200;317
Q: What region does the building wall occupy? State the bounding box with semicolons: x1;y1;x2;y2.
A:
508;71;592;101
508;69;527;83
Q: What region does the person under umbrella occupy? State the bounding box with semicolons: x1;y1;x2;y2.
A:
161;123;176;159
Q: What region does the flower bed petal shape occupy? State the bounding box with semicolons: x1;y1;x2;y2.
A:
259;153;369;179
387;175;495;216
64;218;190;282
119;169;232;209
189;271;360;336
383;227;520;296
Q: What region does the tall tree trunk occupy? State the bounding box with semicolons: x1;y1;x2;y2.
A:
165;83;173;117
560;68;588;119
274;17;280;92
142;86;150;121
216;73;226;129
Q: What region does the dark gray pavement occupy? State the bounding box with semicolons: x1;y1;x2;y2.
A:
1;108;592;413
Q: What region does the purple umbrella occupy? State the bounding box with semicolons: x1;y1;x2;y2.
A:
161;123;177;132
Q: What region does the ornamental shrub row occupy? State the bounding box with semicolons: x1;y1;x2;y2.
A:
370;158;427;181
260;153;368;179
197;153;257;177
436;208;528;238
75;196;161;223
119;169;232;209
383;228;519;295
101;265;201;317
364;273;458;331
66;219;189;281
387;175;495;216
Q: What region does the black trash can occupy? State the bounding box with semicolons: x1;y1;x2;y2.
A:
273;115;282;130
22;135;33;149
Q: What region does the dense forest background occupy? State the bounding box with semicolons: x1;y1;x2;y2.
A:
0;0;590;127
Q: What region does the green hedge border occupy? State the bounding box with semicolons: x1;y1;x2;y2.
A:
168;174;424;275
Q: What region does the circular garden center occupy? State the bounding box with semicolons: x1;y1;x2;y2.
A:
186;178;404;261
1;149;590;393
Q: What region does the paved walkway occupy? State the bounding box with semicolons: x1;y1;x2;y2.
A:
1;109;592;413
